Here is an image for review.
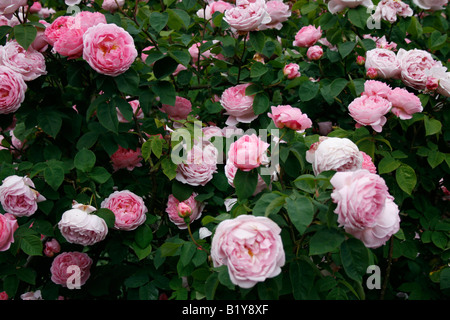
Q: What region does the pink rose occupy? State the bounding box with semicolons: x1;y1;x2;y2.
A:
197;0;234;22
327;0;373;14
188;40;223;64
58;202;108;246
160;96;192;121
360;151;377;173
437;72;450;97
29;1;42;14
220;83;257;125
0;175;45;217
259;0;291;30
366;67;378;79
348;95;392;132
0;66;27;114
211;214;285;288
372;0;413;23
0;213;18;251
224;159;269;195
330;169;400;248
387;87;423;120
0;40;47;81
306;45;323;60
44;238;61;257
31;20;50;52
0;291;8;300
101;190;148;231
83;23;138;77
397;48;443;90
283;63;301;79
44;16;76;46
176;142;218;186
293;25;322;48
268;105;312;131
365;48;401;79
227;134;270;171
412;0;447;10
117;99;143;123
0;0;27;18
141;45;154;63
165;193;204;229
223;0;271;32
50;251;93;287
102;0;125;12
110;146;143;171
306;137;363;175
362;80;392;98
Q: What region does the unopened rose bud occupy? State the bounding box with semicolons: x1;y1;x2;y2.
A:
356;56;365;66
306;45;323;61
366;67;378;79
426;76;439;91
44;238;61;257
177;202;192;219
283;63;301;79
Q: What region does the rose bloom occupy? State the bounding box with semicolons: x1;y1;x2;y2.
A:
283;63;301;79
0;291;8;300
165;193;204;229
366;67;378;79
50;251;93;287
360;151;377;173
224;159;269;195
111;146;143;171
348;95;392;132
31;20;50;52
211;214;285;289
306;137;363;175
102;0;125;12
0;66;27;114
43;238;61;257
397;48;443;90
0;40;47;81
224;0;271;32
362;79;392;98
220;83;257;125
83;23;138;77
58;202;108;246
387;87;423;120
306;45;323;60
176;142;218;186
160;96;192;121
292;25;322;48
0;0;27;18
259;0;291;30
268;105;312;131
327;0;373;14
20;290;42;300
44;15;76;46
117;99;143;123
0;175;46;217
371;0;413;23
0;213;18;251
365;48;401;79
101;190;148;231
413;0;448;10
227;134;270;171
330;169;400;248
196;0;234;22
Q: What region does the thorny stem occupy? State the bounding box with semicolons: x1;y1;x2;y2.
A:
186;220;210;255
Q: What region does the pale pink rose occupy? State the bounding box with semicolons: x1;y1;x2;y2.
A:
0;40;47;81
268;105;312;131
365;48;401;79
293;25;322;48
283;63;301;79
426;76;439;91
348;95;392;132
29;1;42;13
0;66;27;114
362;79;392;98
220;83;257;125
110;146;143;171
74;11;108;32
306;137;363;175
387;87;422;120
223;0;271;32
165;193;204;229
38;7;55;18
211;214;285;289
327;0;373;14
306;45;323;60
20;290;42;300
58;202;108;246
44;238;61;257
227;134;270;171
83;23;138;77
0;213;18;251
259;0;291;30
360;151;377;173
412;0;447;10
197;0;234;21
176;142;218;186
397;48;443;90
0;175;45;217
202;125;224;140
224;159;269;195
101;190;148;231
330;169;400;248
160;96;192;120
117;99;143;123
102;0;125;12
50;251;93;287
0;0;27;18
372;0;413;23
44;16;76;46
437;72;450;97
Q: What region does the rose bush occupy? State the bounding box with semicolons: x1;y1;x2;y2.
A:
0;0;449;302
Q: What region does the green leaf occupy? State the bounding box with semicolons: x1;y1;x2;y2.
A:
88;167;111;184
252;92;270;115
396;164;417;195
172;180;193;201
234;169;258;199
93;208;115;228
74;149;96;172
340;238;369;282
284;195;315;235
290;259;318;299
37;112;62;138
252;193;286;217
407;16;423;39
180;241;197;266
44;164;65;191
152;81;176;106
347;6;370;29
250;61;269;78
309;227;345;255
16;267;36;285
20;235;43;256
249;31;265;52
97;102;119;133
13;24;37;50
298;81;320;102
205;272;219;300
338;41;356;58
149;12;169;33
167;8;191;30
378;156;401;175
424;115;442;136
153;56;179;79
160;242;182;257
0;25;11;42
114;68;140;95
161;157;177;180
134;224;153;249
440;268;450;290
